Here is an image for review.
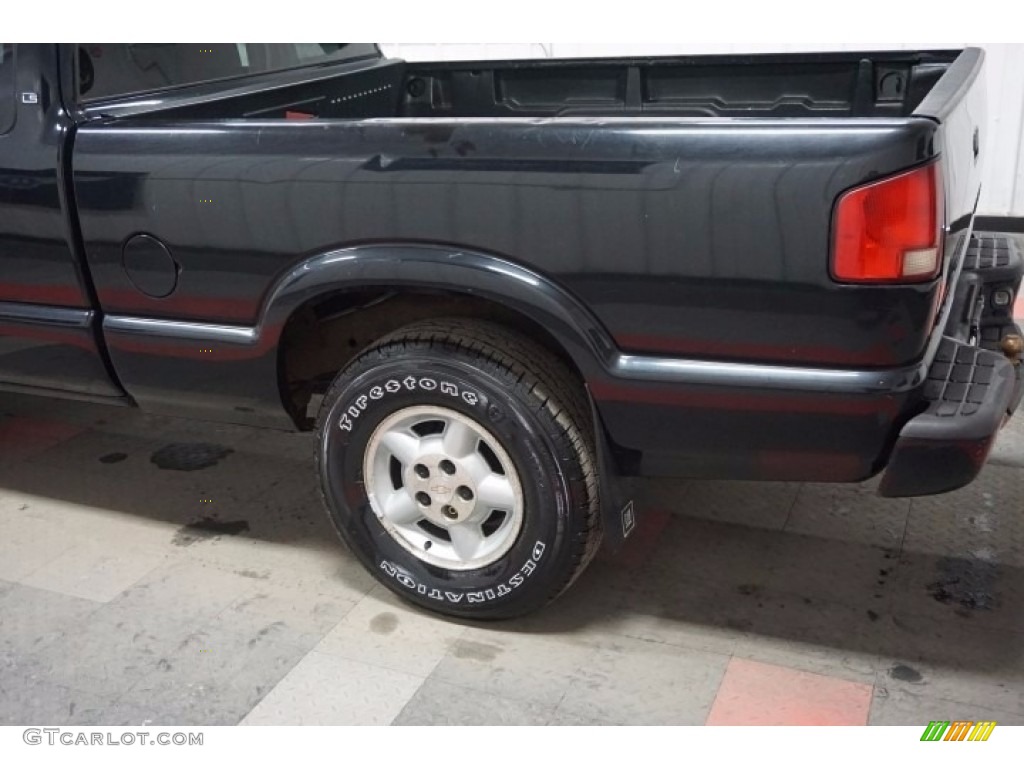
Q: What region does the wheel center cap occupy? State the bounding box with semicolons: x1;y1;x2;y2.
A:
407;453;475;524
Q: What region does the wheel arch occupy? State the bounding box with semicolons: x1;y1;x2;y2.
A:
261;242;616;427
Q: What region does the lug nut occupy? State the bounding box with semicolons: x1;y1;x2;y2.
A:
439;459;456;475
442;505;459;520
414;464;429;478
415;492;432;506
456;486;474;501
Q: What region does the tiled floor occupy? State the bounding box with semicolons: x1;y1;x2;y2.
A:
0;387;1022;726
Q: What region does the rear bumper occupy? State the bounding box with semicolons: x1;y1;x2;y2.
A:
879;334;1020;497
880;230;1023;498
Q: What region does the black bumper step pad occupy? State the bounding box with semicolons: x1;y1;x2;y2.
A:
923;337;1002;418
879;336;1017;498
963;231;1021;275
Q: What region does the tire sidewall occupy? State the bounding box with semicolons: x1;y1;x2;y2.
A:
318;352;578;618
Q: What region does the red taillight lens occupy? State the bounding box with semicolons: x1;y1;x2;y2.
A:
832;163;943;283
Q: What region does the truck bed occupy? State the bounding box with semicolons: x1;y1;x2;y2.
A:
87;49;960;122
398;50;958;119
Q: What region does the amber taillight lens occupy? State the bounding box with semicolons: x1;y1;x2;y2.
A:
832;163;943;283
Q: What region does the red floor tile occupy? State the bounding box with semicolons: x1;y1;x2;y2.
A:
706;657;873;726
0;416;85;462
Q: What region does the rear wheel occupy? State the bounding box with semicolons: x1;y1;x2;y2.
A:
315;318;601;619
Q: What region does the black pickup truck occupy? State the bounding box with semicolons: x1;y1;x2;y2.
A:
1;43;1021;618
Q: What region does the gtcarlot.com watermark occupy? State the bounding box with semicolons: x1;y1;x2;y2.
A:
23;728;203;746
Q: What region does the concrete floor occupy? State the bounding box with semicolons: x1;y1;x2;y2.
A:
0;389;1022;726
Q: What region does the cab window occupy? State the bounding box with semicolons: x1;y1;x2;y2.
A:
77;43;378;102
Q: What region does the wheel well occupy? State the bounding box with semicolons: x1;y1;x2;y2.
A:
279;288;587;429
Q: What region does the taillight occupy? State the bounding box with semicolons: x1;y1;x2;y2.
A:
832;163;943;283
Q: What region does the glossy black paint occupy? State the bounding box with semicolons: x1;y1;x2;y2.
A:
0;301;119;396
0;45;993;485
74;115;945;369
0;44;122;396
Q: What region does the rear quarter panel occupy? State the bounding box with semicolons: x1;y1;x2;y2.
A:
75;115;940;368
72;111;944;480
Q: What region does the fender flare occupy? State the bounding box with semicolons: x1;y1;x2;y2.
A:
259;243;635;551
259;243;617;379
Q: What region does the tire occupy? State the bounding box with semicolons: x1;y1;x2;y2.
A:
315;318;601;619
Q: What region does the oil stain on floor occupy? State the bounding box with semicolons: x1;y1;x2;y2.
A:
172;516;251;546
926;556;1000;614
151;443;234;471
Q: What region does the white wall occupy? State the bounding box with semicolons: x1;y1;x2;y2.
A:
380;43;1024;218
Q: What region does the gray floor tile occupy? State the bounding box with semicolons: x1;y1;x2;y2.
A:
546;709;619;726
0;415;84;464
785;480;910;548
19;538;176;603
556;637;729;725
393;678;552;725
211;580;359;646
28;427;311;512
21;605;195;698
0;483;191;558
498;559;644;644
903;464;1024;566
990;412;1024;469
111;688;265;727
0;460;197;530
120;623;314;725
887;550;1024;634
315;588;466;676
873;612;1024;715
0;670;115;725
104;558;263;627
185;535;377;604
26;429;172;472
0;512;74;582
870;686;1024;726
730;592;883;683
2;390;1023;727
635;478;798;531
761;534;897;610
599;580;757;656
639;516;778;591
430;627;599;708
240;651;424;725
0;583;101;666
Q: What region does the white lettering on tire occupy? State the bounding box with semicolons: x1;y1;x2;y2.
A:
378;540;545;603
338;377;481;433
